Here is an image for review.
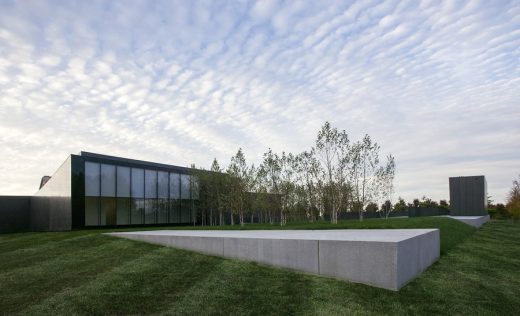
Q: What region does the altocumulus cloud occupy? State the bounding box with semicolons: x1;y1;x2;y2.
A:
0;0;518;203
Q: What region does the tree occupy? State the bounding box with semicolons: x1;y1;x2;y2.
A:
279;152;296;225
419;196;438;208
261;148;283;225
351;135;381;221
439;200;449;210
209;158;226;226
365;202;378;212
314;122;351;223
377;154;395;218
293;150;321;222
380;200;392;218
506;174;520;220
394;197;407;212
227;148;255;226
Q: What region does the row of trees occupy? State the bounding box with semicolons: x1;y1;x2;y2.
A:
192;122;396;226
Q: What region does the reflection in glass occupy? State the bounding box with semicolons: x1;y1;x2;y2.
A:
116;197;130;225
131;168;144;198
101;197;116;225
144;199;156;224
169;199;180;224
180;200;192;223
158;171;168;199
157;199;168;223
85;197;98;226
85;162;100;196
191;176;199;199
145;170;157;199
101;164;116;197
130;198;144;224
116;166;131;197
170;173;180;199
181;174;191;199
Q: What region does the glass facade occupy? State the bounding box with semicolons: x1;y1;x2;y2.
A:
84;161;196;226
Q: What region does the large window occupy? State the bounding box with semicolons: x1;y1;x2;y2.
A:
85;197;98;226
157;199;168;223
169;199;180;223
85;162;100;196
101;197;116;225
144;199;156;224
131;168;144;198
116;166;131;197
85;159;197;226
191;176;199;199
170;173;180;199
181;174;190;199
158;171;168;199
116;198;130;225
131;198;144;224
145;170;157;199
101;164;116;197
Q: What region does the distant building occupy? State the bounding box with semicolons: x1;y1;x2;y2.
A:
449;176;487;216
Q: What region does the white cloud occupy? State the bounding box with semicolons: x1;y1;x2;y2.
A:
0;0;518;204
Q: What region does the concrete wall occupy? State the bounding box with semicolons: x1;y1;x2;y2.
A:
449;176;487;216
31;155;72;231
109;229;440;291
0;196;31;233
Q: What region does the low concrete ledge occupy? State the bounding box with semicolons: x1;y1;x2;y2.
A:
444;215;490;228
108;229;440;291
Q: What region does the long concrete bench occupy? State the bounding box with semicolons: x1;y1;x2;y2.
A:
108;229;439;291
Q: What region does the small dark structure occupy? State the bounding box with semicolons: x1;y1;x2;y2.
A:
449;175;487;216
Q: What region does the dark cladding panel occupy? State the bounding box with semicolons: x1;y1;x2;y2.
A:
0;196;31;233
449;176;487;216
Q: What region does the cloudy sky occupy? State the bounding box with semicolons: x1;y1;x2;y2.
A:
0;0;518;203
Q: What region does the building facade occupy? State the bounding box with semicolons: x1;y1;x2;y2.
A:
30;152;198;231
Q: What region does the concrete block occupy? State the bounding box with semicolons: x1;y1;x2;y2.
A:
108;229;440;291
445;215;490;228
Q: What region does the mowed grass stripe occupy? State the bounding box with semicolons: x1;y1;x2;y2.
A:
0;236;154;313
21;243;226;315
0;233;118;270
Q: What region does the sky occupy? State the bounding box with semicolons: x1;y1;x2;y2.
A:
0;0;519;203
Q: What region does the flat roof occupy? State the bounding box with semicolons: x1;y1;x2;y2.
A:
80;151;193;173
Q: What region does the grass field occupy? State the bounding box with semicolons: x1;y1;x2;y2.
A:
1;217;519;315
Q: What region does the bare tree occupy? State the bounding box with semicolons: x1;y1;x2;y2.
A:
227;148;255;226
261;148;283;225
378;154;395;219
351;135;381;221
314;122;350;223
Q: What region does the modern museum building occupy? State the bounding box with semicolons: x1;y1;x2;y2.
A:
29;152;198;231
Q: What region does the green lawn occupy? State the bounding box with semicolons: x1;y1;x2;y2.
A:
0;217;519;315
